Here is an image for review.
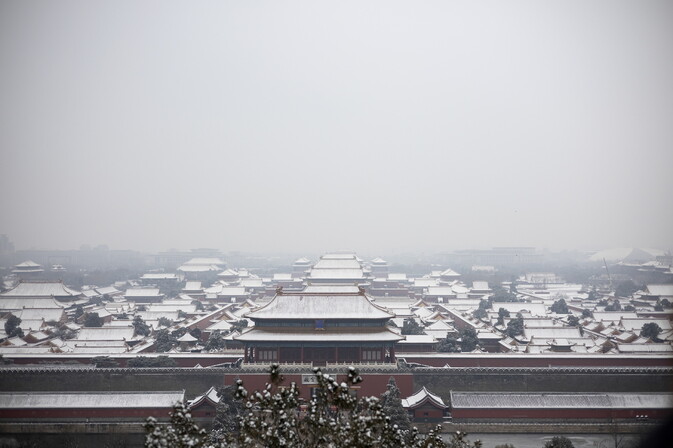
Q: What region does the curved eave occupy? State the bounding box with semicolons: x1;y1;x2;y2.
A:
234;327;403;343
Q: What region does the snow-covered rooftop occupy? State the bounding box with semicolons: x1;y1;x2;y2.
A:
0;391;185;409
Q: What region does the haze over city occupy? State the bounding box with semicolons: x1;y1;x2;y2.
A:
1;1;672;254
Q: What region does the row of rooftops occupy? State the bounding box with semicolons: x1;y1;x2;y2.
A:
1;248;672;358
2;278;672;356
1;389;670;413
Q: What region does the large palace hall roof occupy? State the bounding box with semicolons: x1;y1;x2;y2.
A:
244;287;393;321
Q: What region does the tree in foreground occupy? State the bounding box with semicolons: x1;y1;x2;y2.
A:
380;377;411;433
145;401;209;448
543;436;574;448
145;364;482;448
209;383;245;444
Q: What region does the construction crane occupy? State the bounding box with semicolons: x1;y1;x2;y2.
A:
603;258;613;291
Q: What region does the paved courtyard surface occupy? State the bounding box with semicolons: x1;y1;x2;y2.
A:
445;433;642;448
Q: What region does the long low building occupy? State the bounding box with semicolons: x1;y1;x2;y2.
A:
0;391;184;422
449;392;673;421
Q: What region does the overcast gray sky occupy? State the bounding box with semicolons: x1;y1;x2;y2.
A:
1;1;672;255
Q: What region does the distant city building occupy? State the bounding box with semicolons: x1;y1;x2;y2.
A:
524;272;563;286
155;248;225;268
13;248;146;270
177;257;225;280
11;261;44;280
440;247;544;266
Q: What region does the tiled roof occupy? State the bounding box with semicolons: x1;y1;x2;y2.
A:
235;327;403;343
646;284;673;296
524;327;582;339
125;288;162;297
14;261;41;268
403;387;447;409
77;327;135;341
308;268;365;279
245;291;393;320
0;297;66;311
0;281;81;298
450;392;673;409
189;386;220;408
183;258;225;266
0;391;184;409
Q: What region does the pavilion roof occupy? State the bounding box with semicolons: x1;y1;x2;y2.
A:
0;281;81;298
125;288;162;297
234;327;403;343
189;386;220;409
177;332;198;342
402;387;447;409
14;261;41;268
308;268;365;279
313;259;362;270
245;290;393;320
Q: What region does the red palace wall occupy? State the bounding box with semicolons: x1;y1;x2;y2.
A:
412;404;445;420
6;353;672;368
223;372;414;400
6;354;242;367
399;355;673;368
0;407;173;420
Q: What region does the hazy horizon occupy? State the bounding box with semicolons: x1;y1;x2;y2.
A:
5;240;671;259
2;1;672;255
